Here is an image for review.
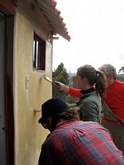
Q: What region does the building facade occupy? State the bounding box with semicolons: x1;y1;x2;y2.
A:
0;0;70;164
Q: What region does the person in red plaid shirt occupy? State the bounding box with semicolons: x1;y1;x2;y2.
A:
38;98;124;165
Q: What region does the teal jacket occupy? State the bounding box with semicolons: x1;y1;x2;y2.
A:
76;90;102;123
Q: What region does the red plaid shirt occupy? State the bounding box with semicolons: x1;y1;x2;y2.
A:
38;120;124;165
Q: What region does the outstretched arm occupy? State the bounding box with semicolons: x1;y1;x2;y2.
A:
52;81;82;98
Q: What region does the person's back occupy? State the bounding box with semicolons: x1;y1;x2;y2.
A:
77;90;102;122
40;120;124;165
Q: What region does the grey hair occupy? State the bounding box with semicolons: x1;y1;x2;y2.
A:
98;64;117;79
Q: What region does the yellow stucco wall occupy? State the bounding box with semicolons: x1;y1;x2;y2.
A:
14;13;52;165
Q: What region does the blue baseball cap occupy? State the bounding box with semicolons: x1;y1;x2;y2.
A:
38;98;69;124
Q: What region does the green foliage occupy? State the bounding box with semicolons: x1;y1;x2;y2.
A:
70;75;76;88
52;63;69;101
118;66;124;74
52;63;78;104
117;66;124;82
66;96;78;104
52;63;69;84
117;74;124;82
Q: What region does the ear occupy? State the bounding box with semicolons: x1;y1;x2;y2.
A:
46;117;54;132
83;77;88;83
47;117;52;124
109;75;113;79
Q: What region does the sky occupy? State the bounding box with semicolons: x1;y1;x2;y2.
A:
52;0;124;73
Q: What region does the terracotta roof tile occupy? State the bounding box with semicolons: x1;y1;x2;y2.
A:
36;0;71;41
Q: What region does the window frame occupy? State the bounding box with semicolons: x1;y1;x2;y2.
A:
33;33;46;71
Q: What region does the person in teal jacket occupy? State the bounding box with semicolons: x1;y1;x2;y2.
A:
53;64;106;123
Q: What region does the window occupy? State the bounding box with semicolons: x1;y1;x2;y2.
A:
33;33;46;70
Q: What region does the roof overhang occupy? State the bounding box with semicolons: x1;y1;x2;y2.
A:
0;0;71;41
35;0;71;41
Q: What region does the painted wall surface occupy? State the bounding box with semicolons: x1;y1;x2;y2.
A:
14;13;52;165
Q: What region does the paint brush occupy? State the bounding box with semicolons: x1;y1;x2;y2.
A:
42;74;52;83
